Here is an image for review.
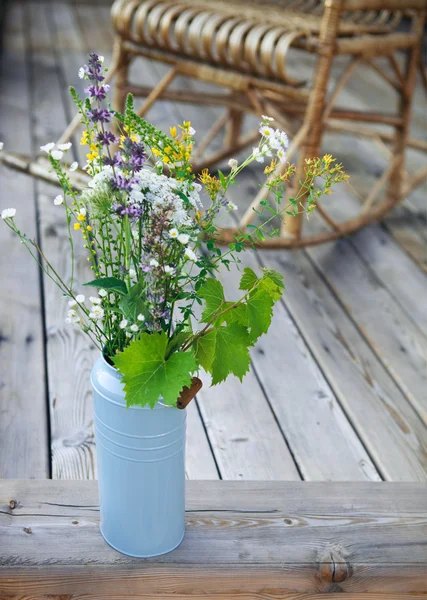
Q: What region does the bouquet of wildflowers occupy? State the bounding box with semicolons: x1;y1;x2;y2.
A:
1;53;347;408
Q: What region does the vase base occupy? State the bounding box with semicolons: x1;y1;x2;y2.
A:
99;525;185;558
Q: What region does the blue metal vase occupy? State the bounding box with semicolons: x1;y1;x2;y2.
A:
91;355;186;557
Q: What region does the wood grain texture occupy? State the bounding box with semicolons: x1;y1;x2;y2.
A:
28;1;98;480
0;479;426;598
0;2;49;479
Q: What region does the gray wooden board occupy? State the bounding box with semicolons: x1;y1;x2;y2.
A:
27;1;99;480
0;2;49;479
0;479;427;597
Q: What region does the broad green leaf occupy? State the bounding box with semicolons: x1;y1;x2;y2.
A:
113;332;197;408
119;280;148;322
262;268;285;289
247;290;274;343
239;267;258;291
211;324;251;385
165;326;192;359
220;302;248;327
199;278;225;323
84;277;128;296
194;330;217;372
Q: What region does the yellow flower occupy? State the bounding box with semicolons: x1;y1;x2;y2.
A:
162;155;170;163
86;225;92;231
170;126;177;138
77;214;85;221
164;146;172;154
74;223;81;231
151;147;161;157
264;160;277;175
80;131;89;146
87;151;98;161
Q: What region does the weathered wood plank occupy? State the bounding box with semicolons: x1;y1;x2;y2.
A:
27;1;99;480
0;480;426;597
257;246;427;481
0;2;49;478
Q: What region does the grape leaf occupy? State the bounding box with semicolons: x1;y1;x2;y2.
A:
194;330;217;372
262;268;285;289
247;290;275;343
239;267;258;291
113;332;197;408
221;302;248;326
199;278;225;323
210;324;251;385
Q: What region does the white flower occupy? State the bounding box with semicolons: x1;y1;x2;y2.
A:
125;331;132;338
0;142;4;151
259;125;274;138
40;142;55;154
119;319;128;329
67;309;77;318
228;202;238;211
184;247;197;262
150;258;159;268
69;161;78;172
129;268;136;279
1;208;16;219
89;305;104;321
252;147;264;163
188;127;196;135
68;299;77;308
53;195;64;206
169;228;179;239
111;314;117;322
261;115;274;122
98;289;107;298
89;296;101;305
137;314;145;321
51;150;63;160
177;233;190;245
75;294;85;303
57;142;72;151
78;67;85;79
261;144;272;157
228;158;238;170
99;55;104;63
109;293;115;304
277;148;287;163
130;323;139;333
164;265;174;275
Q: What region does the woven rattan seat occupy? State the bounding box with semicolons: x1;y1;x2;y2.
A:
107;0;426;247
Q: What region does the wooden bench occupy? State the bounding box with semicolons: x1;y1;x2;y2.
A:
1;480;426;598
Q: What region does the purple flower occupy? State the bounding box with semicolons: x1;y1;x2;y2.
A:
87;108;111;124
111;175;133;191
86;84;110;100
97;131;118;146
112;201;143;219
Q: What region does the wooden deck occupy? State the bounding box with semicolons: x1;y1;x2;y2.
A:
0;0;426;483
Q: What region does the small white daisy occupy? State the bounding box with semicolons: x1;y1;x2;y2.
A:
137;314;145;321
69;161;78;172
125;331;132;338
53;195;64;206
164;265;174;275
98;289;107;298
228;158;238;170
78;67;85;79
261;115;274;122
89;296;101;305
184;247;197;262
1;208;16;219
89;305;104;321
119;319;128;329
68;299;77;308
130;323;139;333
150;258;159;268
259;125;274;138
75;294;85;303
57;142;72;151
228;202;238;211
188;127;196;135
51;150;63;160
177;233;190;245
109;293;115;304
169;228;179;239
129;268;136;279
40;142;55;154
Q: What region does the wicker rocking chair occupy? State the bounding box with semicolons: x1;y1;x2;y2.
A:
107;0;426;248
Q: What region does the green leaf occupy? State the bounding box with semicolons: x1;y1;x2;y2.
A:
211;324;251;385
218;169;227;188
220;302;248;327
239;267;258;291
262;268;285;289
165;325;192;359
194;330;217;372
199;278;225;323
246;290;274;343
113;332;197;408
84;277;128;296
119;280;148;322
